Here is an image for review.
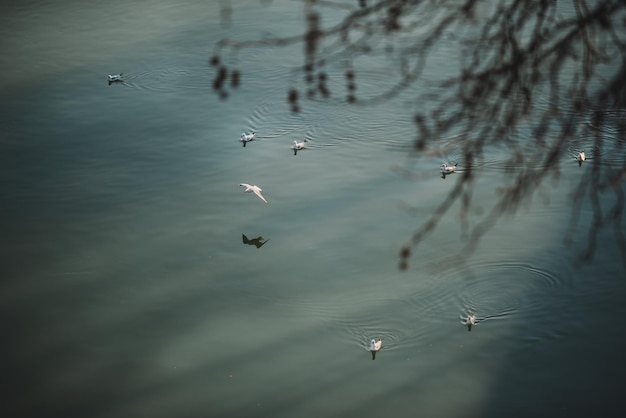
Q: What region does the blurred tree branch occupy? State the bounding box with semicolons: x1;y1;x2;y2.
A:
211;0;626;270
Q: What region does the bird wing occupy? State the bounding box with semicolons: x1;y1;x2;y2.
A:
254;189;268;203
255;238;269;248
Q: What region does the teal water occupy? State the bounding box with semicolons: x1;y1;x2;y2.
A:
2;1;625;417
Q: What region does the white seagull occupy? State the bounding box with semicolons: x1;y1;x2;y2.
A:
577;151;586;167
464;312;476;332
291;139;307;155
370;338;383;360
240;131;256;147
440;162;458;174
108;74;123;84
239;183;267;203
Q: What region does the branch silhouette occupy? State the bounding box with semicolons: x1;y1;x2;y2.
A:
212;0;626;270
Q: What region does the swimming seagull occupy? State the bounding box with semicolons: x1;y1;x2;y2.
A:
291;139;307;155
577;151;586;167
108;73;123;85
240;131;256;147
440;162;458;174
239;183;267;203
464;312;476;332
370;338;383;360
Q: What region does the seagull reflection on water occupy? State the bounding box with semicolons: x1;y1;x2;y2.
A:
242;233;269;248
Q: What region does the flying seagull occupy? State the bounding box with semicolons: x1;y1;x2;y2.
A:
239;183;267;203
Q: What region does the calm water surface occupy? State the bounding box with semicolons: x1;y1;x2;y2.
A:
2;1;625;417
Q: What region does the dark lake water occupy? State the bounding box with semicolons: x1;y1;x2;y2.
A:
2;1;625;417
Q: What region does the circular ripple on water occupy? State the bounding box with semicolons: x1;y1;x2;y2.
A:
330;279;446;354
237;97;286;143
448;260;562;328
336;306;411;355
263;293;411;357
262;279;421;354
569;112;626;168
116;66;212;93
236;83;341;149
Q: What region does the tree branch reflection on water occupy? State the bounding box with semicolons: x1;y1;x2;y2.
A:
212;0;626;270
